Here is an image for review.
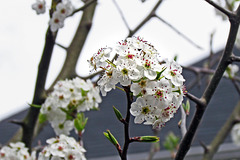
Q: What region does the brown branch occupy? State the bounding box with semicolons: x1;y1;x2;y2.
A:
48;0;97;92
202;101;240;160
21;27;57;149
128;0;163;37
154;15;203;50
55;42;68;50
230;55;240;62
175;5;240;159
186;92;205;109
121;86;133;160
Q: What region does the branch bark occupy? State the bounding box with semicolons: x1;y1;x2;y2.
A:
175;4;240;159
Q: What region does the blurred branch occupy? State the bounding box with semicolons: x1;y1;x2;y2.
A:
55;42;68;50
154;15;203;50
232;79;240;95
70;0;97;16
180;105;187;137
112;0;131;31
202;100;240;160
205;0;233;18
48;0;97;92
175;4;240;159
230;54;240;62
128;0;163;37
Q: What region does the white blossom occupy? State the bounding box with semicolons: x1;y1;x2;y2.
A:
0;142;35;160
39;135;86;160
32;0;46;15
41;77;101;135
89;36;186;129
224;64;239;78
49;12;65;32
231;123;240;146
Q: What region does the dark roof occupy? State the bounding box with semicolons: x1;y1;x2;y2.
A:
1;48;240;159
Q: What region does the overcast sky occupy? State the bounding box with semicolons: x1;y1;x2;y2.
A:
0;0;229;121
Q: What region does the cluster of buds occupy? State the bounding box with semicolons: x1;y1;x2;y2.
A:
38;134;86;160
40;77;101;135
89;36;186;129
0;142;35;160
32;0;74;32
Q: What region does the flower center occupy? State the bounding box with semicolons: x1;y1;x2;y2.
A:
121;68;128;75
141;106;150;114
155;90;163;98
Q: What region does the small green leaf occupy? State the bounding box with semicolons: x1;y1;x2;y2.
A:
74;113;88;132
174;55;178;61
113;106;123;121
103;130;119;146
163;132;180;151
29;103;41;108
38;113;47;124
139;136;160;143
156;67;166;80
182;100;190;115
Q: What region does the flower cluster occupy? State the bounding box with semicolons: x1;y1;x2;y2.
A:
231;123;240;146
0;142;35;160
32;0;74;32
38;134;86;160
40;77;101;135
89;37;186;129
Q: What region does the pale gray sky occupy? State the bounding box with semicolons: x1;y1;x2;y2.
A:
0;0;229;120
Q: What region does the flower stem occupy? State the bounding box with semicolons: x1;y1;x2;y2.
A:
121;86;133;160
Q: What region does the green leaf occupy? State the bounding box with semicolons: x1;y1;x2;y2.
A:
28;103;41;108
103;130;119;146
174;55;178;61
139;136;160;143
113;106;123;121
156;67;166;80
74;113;88;132
38;113;47;124
163;132;180;151
182;100;190;115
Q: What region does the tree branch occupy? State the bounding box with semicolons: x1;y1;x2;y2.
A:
175;4;240;159
202;101;240;160
22;27;57;149
48;0;97;92
112;0;131;31
154;15;203;50
121;86;133;160
205;0;234;18
128;0;163;37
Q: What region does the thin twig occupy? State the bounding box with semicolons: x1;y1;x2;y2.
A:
154;15;203;50
128;0;163;37
175;4;240;159
230;54;240;62
180;105;187;137
202;101;240;160
186;92;206;109
205;0;234;18
232;79;240;95
70;0;97;16
112;0;131;31
55;42;68;50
